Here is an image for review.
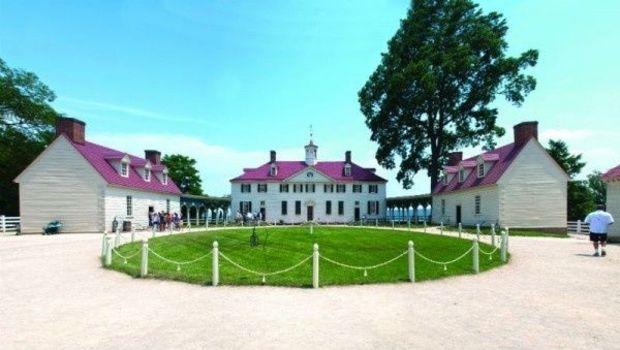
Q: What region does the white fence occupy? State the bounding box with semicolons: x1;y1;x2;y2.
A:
567;220;589;235
1;216;20;233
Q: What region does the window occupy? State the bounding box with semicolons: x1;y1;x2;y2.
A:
162;173;168;185
293;184;304;193
295;201;302;215
352;184;362;193
338;201;344;215
441;199;446;215
166;199;170;213
367;201;380;215
368;184;378;193
324;184;334;193
475;195;481;215
344;164;351;177
241;184;251;193
281;201;288;215
121;162;129;177
240;201;252;214
126;196;133;216
270;165;277;176
326;201;332;215
257;184;268;193
144;169;151;182
336;184;346;193
458;169;465;182
305;184;315;193
279;184;289;193
477;162;485;178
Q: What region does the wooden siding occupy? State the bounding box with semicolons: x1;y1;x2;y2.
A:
431;185;500;226
606;182;620;239
104;187;180;232
497;139;568;228
16;137;106;233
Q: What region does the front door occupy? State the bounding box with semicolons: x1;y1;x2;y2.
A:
354;207;360;221
456;205;462;224
307;206;314;221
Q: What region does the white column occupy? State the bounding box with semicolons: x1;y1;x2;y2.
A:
312;243;319;288
140;240;148;277
476;224;481;241
212;241;219;286
500;230;507;262
458;223;462;238
101;233;108;257
408;241;415;283
104;236;112;267
491;226;496;247
472;239;479;274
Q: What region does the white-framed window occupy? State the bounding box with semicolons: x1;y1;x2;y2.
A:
336;184;346;193
162;173;168;185
368;184;378;193
126;196;133;216
477;161;485;178
441;199;446;215
240;201;252;214
324;184;334;193
344;164;352;177
352;184;362;193
279;184;289;193
293;184;304;193
270;165;277;176
281;201;288;215
241;184;251;193
458;168;465;182
120;162;129;177
144;169;151;182
257;184;268;193
367;201;380;215
305;184;316;193
475;195;481;215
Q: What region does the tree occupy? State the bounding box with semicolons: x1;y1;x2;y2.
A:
546;139;585;178
358;0;538;191
587;171;607;205
0;58;61;215
162;154;203;195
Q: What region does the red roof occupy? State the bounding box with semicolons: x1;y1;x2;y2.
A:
602;164;620;181
67;137;181;195
231;161;387;183
432;142;526;194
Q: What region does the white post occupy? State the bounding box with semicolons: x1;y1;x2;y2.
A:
101;233;108;257
375;219;378;227
500;230;507;262
408;220;411;231
1;215;5;234
472;239;479;274
312;243;319;288
440;221;443;235
196;213;199;227
491;225;496;247
140;239;148;277
212;241;219;286
310;223;314;234
408;241;415;283
391;220;395;230
458;223;462;238
505;227;510;252
104;236;112;267
577;220;582;235
476;224;481;241
131;228;135;243
423;220;427;233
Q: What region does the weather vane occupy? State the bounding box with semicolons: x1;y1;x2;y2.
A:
309;124;313;140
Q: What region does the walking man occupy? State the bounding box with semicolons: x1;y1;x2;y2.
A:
584;204;614;257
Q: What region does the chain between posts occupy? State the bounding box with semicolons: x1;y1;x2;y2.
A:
218;252;313;278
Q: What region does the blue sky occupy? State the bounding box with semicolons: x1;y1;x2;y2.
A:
1;0;619;196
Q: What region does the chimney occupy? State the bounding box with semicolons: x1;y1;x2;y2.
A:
270;150;276;164
447;152;463;166
514;121;538;146
56;117;86;144
345;150;351;164
145;150;161;165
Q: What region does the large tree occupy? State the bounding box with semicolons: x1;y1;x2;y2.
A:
546;139;585;178
587;170;607;205
162;154;203;195
0;58;61;215
358;0;538;191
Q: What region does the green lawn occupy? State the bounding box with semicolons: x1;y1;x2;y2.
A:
444;225;568;238
108;226;506;287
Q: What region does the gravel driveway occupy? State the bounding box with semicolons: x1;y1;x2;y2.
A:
1;231;618;349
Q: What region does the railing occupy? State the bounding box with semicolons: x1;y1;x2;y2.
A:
567;220;589;235
1;215;20;233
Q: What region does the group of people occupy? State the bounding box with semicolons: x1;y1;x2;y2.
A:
149;211;182;231
235;211;263;223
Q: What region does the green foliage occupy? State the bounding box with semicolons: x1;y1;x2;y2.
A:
0;58;60;215
568;181;595;221
161;154;203;195
358;0;537;190
109;226;505;287
546;139;585;178
587;171;607;205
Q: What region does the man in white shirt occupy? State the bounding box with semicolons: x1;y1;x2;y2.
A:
584;204;615;257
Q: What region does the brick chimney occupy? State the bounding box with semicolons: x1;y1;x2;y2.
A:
144;150;161;165
514;121;538;146
56;117;85;144
345;150;351;164
447;152;463;166
270;150;276;163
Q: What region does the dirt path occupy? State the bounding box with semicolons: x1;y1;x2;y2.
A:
1;232;618;349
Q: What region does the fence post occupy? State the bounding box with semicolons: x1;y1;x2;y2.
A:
140;239;148;277
391;220;395;230
375;219;378;227
458;223;462;238
1;215;5;234
423;220;427;233
500;230;507;262
101;233;108;257
440;221;443;235
491;225;496;247
472;239;479;274
407;220;411;231
577;220;582;235
310;223;314;234
312;243;319;288
476;224;481;241
505;227;510;252
212;241;219;286
104;236;112;267
131;228;135;243
408;241;415;283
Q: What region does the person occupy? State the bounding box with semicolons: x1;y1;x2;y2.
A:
584;204;614;257
152;211;160;231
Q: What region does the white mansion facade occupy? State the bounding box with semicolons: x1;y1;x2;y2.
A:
230;140;387;223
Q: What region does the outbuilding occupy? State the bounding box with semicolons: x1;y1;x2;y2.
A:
602;165;620;242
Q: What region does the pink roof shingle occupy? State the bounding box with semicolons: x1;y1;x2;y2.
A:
68;137;181;195
602;164;620;181
231;161;387;183
432;142;526;194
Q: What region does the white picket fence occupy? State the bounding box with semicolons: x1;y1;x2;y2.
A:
567;220;589;235
1;215;20;233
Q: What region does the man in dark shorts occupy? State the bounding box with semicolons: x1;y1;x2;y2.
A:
584;204;615;257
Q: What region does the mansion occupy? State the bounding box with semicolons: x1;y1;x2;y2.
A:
230;140;387;223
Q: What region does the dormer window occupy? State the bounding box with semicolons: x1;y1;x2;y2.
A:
477;160;485;178
144;168;151;182
270;164;277;177
344;164;352;177
162;173;168;185
458;168;465;182
120;161;129;177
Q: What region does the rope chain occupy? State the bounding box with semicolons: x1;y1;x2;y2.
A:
414;246;473;266
218;252;312;277
112;248;141;260
320;251;408;271
148;248;213;266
